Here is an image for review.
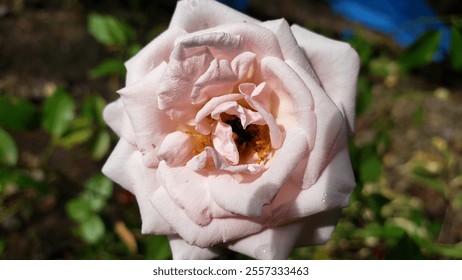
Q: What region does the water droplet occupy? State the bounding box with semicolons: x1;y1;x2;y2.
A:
323;193;327;197
254;245;272;260
190;0;198;8
322;199;326;203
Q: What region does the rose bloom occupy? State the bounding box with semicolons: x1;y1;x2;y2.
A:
103;0;359;259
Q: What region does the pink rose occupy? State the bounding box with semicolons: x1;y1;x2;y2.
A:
103;0;359;259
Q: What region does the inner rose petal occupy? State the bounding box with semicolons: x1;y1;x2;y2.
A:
195;94;243;135
186;147;264;174
212;121;239;165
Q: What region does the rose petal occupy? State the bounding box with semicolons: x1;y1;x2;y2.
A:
187;147;264;174
227;222;303;259
291;24;360;135
195;94;243;135
191;58;236;104
260;19;319;83
102;99;136;145
210;101;265;128
231;51;257;81
228;209;341;259
151;186;268;247
102;139;138;193
125;28;187;86
271;129;355;223
175;22;284;60
212;121;239;165
157;131;194;166
209;128;308;217
168;235;224;260
239;82;272;111
191;51;256;104
156;161;214;226
157;44;213;122
244;96;283;149
102;139;175;235
286;60;345;187
118;62;173;168
260;56;316;151
170;0;258;33
173;32;242;61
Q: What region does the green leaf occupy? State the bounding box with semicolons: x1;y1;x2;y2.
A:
42;89;76;138
0;96;39;131
91;130;111;160
80;215;105;244
83;174;113;212
359;151;382;183
82;96;106;126
400;30;441;70
56;118;93;148
450;27;462;70
66;198;93;223
89;59;126;79
88;14;134;46
0;128;18;166
145;235;171;260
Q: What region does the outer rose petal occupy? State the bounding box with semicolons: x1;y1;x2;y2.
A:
102;139;175;235
102;99;136;145
168;235;224;260
286;60;345;187
118;62;176;168
291;24;360;135
151;187;269;247
228;209;341;259
260;19;318;83
170;0;258;32
125;28;187;86
271;127;355;224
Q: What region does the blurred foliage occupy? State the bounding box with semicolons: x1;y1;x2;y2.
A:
0;0;461;260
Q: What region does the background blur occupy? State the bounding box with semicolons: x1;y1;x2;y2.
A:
0;0;461;259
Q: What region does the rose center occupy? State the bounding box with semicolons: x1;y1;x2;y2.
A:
221;114;271;164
